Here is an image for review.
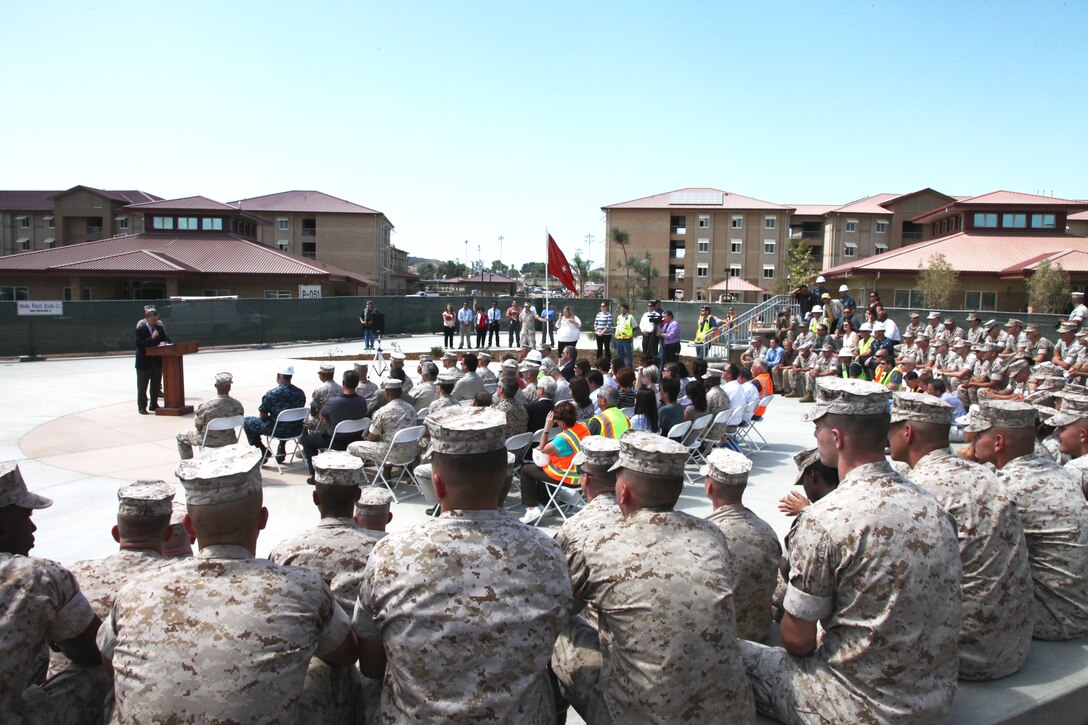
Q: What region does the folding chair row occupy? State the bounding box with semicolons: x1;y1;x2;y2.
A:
262;407;309;474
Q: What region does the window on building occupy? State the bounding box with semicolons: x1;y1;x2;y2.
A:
762;264;775;279
277;218;290;231
17;216;30;229
965;291;998;311
874;242;888;254
81;287;92;301
875;220;888;233
152;216;174;230
731;216;743;229
764;216;776;230
43;238;55;249
277;240;290;251
44;216;54;229
893;289;925;308
845;219;858;233
697;238;710;253
301;218;317;237
18;238;30;251
974;213;998;228
177;217;199;230
670;215;687;235
696;263;709;277
669;241;686;258
763;239;776;255
673;268;685;281
728;264;742;277
698;215;710;229
1031;213;1056;229
730;238;742;254
0;286;29;300
302;242;317;258
844;242;858;257
63;287;72;301
86;217;103;234
201;217;224;231
1002;213;1027;228
264;290;291;299
116;216;129;230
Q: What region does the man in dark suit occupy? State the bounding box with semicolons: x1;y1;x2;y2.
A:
135;307;171;414
526;377;557;433
558;346;576;382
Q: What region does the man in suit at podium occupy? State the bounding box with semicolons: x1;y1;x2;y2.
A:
135;307;171;415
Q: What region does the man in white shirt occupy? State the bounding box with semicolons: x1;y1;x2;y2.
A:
722;364;746;427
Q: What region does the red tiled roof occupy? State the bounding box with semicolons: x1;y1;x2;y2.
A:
231;190;382;215
51;186;162;205
443;272;517;284
828;193;902;216
0;233;374;286
787;204;840;216
912;190;1088;223
877;188;957;210
707;278;765;293
603;187;790;211
0;191;61;211
820;231;1088;278
1065;210;1088;221
125;195;238;211
1017;249;1088;274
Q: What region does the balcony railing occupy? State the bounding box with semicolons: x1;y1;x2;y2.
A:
301;228;317;237
670;227;687;235
902;231;923;241
789;230;824;240
670;248;686;258
86;226;103;234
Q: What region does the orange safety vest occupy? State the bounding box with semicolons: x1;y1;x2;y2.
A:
754;372;774;417
543;422;590;483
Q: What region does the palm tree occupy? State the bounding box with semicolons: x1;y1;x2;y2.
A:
572;253;593;297
609;226;631;301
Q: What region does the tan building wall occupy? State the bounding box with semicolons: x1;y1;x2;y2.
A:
886;190;949;247
0;210;57;255
822;212;892;270
822;273;1050;313
1067;219;1088;237
604;207;788;302
52;189;144;248
0;273;363;302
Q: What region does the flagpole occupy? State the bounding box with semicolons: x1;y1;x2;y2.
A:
544;229;550;331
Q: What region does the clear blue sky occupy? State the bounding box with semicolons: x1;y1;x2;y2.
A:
4;1;1086;269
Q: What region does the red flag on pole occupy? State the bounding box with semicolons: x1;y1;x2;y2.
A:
547;234;578;295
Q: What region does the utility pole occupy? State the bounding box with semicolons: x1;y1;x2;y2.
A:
498;235;504;270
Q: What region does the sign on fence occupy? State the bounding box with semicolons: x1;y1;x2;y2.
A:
17;301;63;316
299;285;322;299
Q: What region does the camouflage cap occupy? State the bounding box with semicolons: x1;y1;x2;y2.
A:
821;343;835;353
1005;318;1025;328
793;447;822;485
943;317;956;325
1058;322;1079;333
890;391;954;426
927;311;941;320
426;406;506;456
419;354;434;363
902;329;916;337
355;486;394;516
909;311;921;318
1047;395;1088;427
952;338;968;348
608;430;688;477
437;368;460;383
175;444;262;505
319;362;336;373
313;450;365;487
0;461;51;510
443;351;459;361
1006;358;1031;377
705;366;725;377
572;435;621;468
117;481;175;518
390;352;406;361
478;352;491;362
381;378;403;390
353;362;369;377
964;400;1037;433
803;378;891;422
983;319;999;330
966;312;981;321
1025;324;1040;333
798;340;814;349
500;359;518;371
169;499;187;527
916;331;931;341
700;448;752;486
214;372;233;385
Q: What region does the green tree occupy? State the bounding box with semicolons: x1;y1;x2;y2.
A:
773;239;817;295
521;262;546;277
620;251;660;301
436;260;467;279
572;253;593;297
609;226;631;301
1026;260;1071;313
917;253;959;310
415;262;437;280
490;259;509;275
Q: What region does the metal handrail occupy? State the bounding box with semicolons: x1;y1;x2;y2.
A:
702;294;798;359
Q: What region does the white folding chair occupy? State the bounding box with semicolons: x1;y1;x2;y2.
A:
683;415;713;482
747;394;775;450
525;457;583;527
367;425;426;501
700;409;732;448
734;400;763;453
199;415;244;451
665;420;691;446
505;431;535;493
324;417;370;452
484;382;497;394
416;408;429;422
620;406;635;418
262;407;309;473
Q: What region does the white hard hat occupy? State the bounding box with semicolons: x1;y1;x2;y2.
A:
860;323;872;331
839;284;849;292
279;363;295;376
812;305;823;313
872;321;885;332
815;275;826;283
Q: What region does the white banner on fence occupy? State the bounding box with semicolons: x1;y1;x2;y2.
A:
16;301;63;316
299;285;322;299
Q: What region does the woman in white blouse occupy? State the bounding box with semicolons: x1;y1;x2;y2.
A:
555;306;582;356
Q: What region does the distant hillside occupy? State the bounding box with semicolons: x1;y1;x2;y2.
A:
407;256;442;267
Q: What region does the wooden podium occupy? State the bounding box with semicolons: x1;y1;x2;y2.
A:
147;341;198;416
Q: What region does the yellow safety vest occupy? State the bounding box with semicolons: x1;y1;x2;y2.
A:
858;336;874;356
591;406;631;439
614;314;634;340
695;316;718;344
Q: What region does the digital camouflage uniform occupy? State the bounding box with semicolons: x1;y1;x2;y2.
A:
1;553;110;725
348;398;418;465
243;381;306;442
405;381;435;412
966;324;987;345
270;517;386;725
1064;454;1088;499
787;351;817;398
68;550;167;620
494;396;529;437
706;504;782;642
741;460;961;725
98;544;353;724
176;392;245;459
907;448;1034;679
427;394;458;417
477;365;497;386
994;454;1088;639
304;378;344;435
704;381;732;440
354;509;572;723
553;507;755;725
